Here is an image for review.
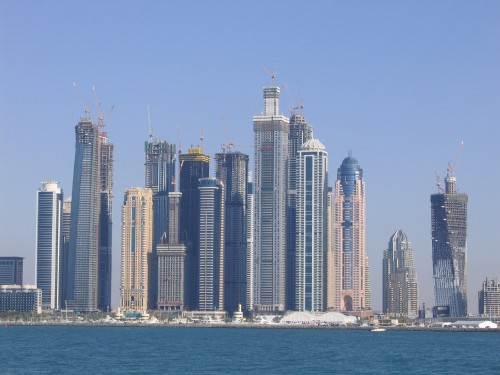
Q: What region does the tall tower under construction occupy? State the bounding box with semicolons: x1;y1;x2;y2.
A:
253;81;289;312
431;166;468;317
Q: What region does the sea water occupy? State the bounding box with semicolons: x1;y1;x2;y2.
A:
1;326;499;374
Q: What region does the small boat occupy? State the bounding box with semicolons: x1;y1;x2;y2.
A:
371;327;386;332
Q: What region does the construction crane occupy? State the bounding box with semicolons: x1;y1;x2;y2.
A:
72;81;91;117
147;104;154;142
447;140;464;177
435;170;444;193
92;85;114;133
262;67;276;86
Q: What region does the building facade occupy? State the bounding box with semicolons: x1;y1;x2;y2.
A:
60;198;71;308
286;112;313;310
295;138;328;312
215;151;249;314
479;278;500;316
98;133;113;312
145;139;176;309
179;147;210;310
0;285;42;314
331;155;370;312
253;84;289;312
431;168;468;317
246;179;254;311
157;192;186;311
67;118;101;312
382;230;418;316
198;178;225;311
0;257;23;285
36;181;63;310
120;188;153;313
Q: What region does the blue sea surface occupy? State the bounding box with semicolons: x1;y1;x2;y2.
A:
0;326;499;374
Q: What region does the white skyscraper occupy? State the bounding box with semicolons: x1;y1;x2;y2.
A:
295;138;328;312
253;83;289;312
36;181;63;310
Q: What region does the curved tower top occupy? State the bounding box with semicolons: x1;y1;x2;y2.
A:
337;154;363;197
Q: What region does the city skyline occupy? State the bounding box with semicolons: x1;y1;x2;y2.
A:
2;2;500;313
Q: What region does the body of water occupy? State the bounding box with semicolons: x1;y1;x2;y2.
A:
1;326;498;374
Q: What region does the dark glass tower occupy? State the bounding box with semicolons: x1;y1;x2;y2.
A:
98;132;113;312
145;139;176;309
179;147;210;310
431;168;468;317
286;112;312;310
215;151;249;314
67;118;101;312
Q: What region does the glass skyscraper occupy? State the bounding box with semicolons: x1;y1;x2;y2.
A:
198;178;225;311
179;147;210;310
332;154;371;312
36;181;63;310
286;112;312;310
295;137;328;312
253;84;289;312
67;118;101;312
382;230;418;316
215;151;249;314
431;168;468;317
145;138;176;309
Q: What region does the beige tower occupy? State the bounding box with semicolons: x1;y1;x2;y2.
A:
120;188;153;313
331;155;370;313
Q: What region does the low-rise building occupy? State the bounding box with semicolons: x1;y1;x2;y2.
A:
0;285;42;314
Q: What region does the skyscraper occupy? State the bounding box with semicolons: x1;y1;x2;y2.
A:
67;117;101;312
331;154;370;313
157;192;186;312
179;147;209;310
253;83;289;312
145;138;176;309
120;188;153;313
246;178;254;311
295;137;328;312
215;151;249;314
286;112;312;310
431;167;468;317
98;132;113;312
479;278;500;316
36;181;63;310
198;178;225;311
382;230;418;316
60;198;71;307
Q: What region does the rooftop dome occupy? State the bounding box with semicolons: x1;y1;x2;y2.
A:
341;155;359;166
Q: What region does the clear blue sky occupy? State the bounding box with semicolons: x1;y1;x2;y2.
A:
1;1;499;312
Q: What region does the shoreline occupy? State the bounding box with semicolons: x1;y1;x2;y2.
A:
2;321;499;332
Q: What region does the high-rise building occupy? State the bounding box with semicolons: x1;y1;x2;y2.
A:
246;178;254;311
98;132;113;312
331;154;370;312
382;230;418;316
253;83;289;312
120;188;153;313
145;139;176;310
431;167;468;317
0;257;23;285
198;178;225;311
179;147;209;310
157;192;186;312
286;112;312;310
60;198;71;307
67;118;101;312
215;151;249;314
36;181;63;310
326;187;335;310
295;137;328;312
479;278;500;316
